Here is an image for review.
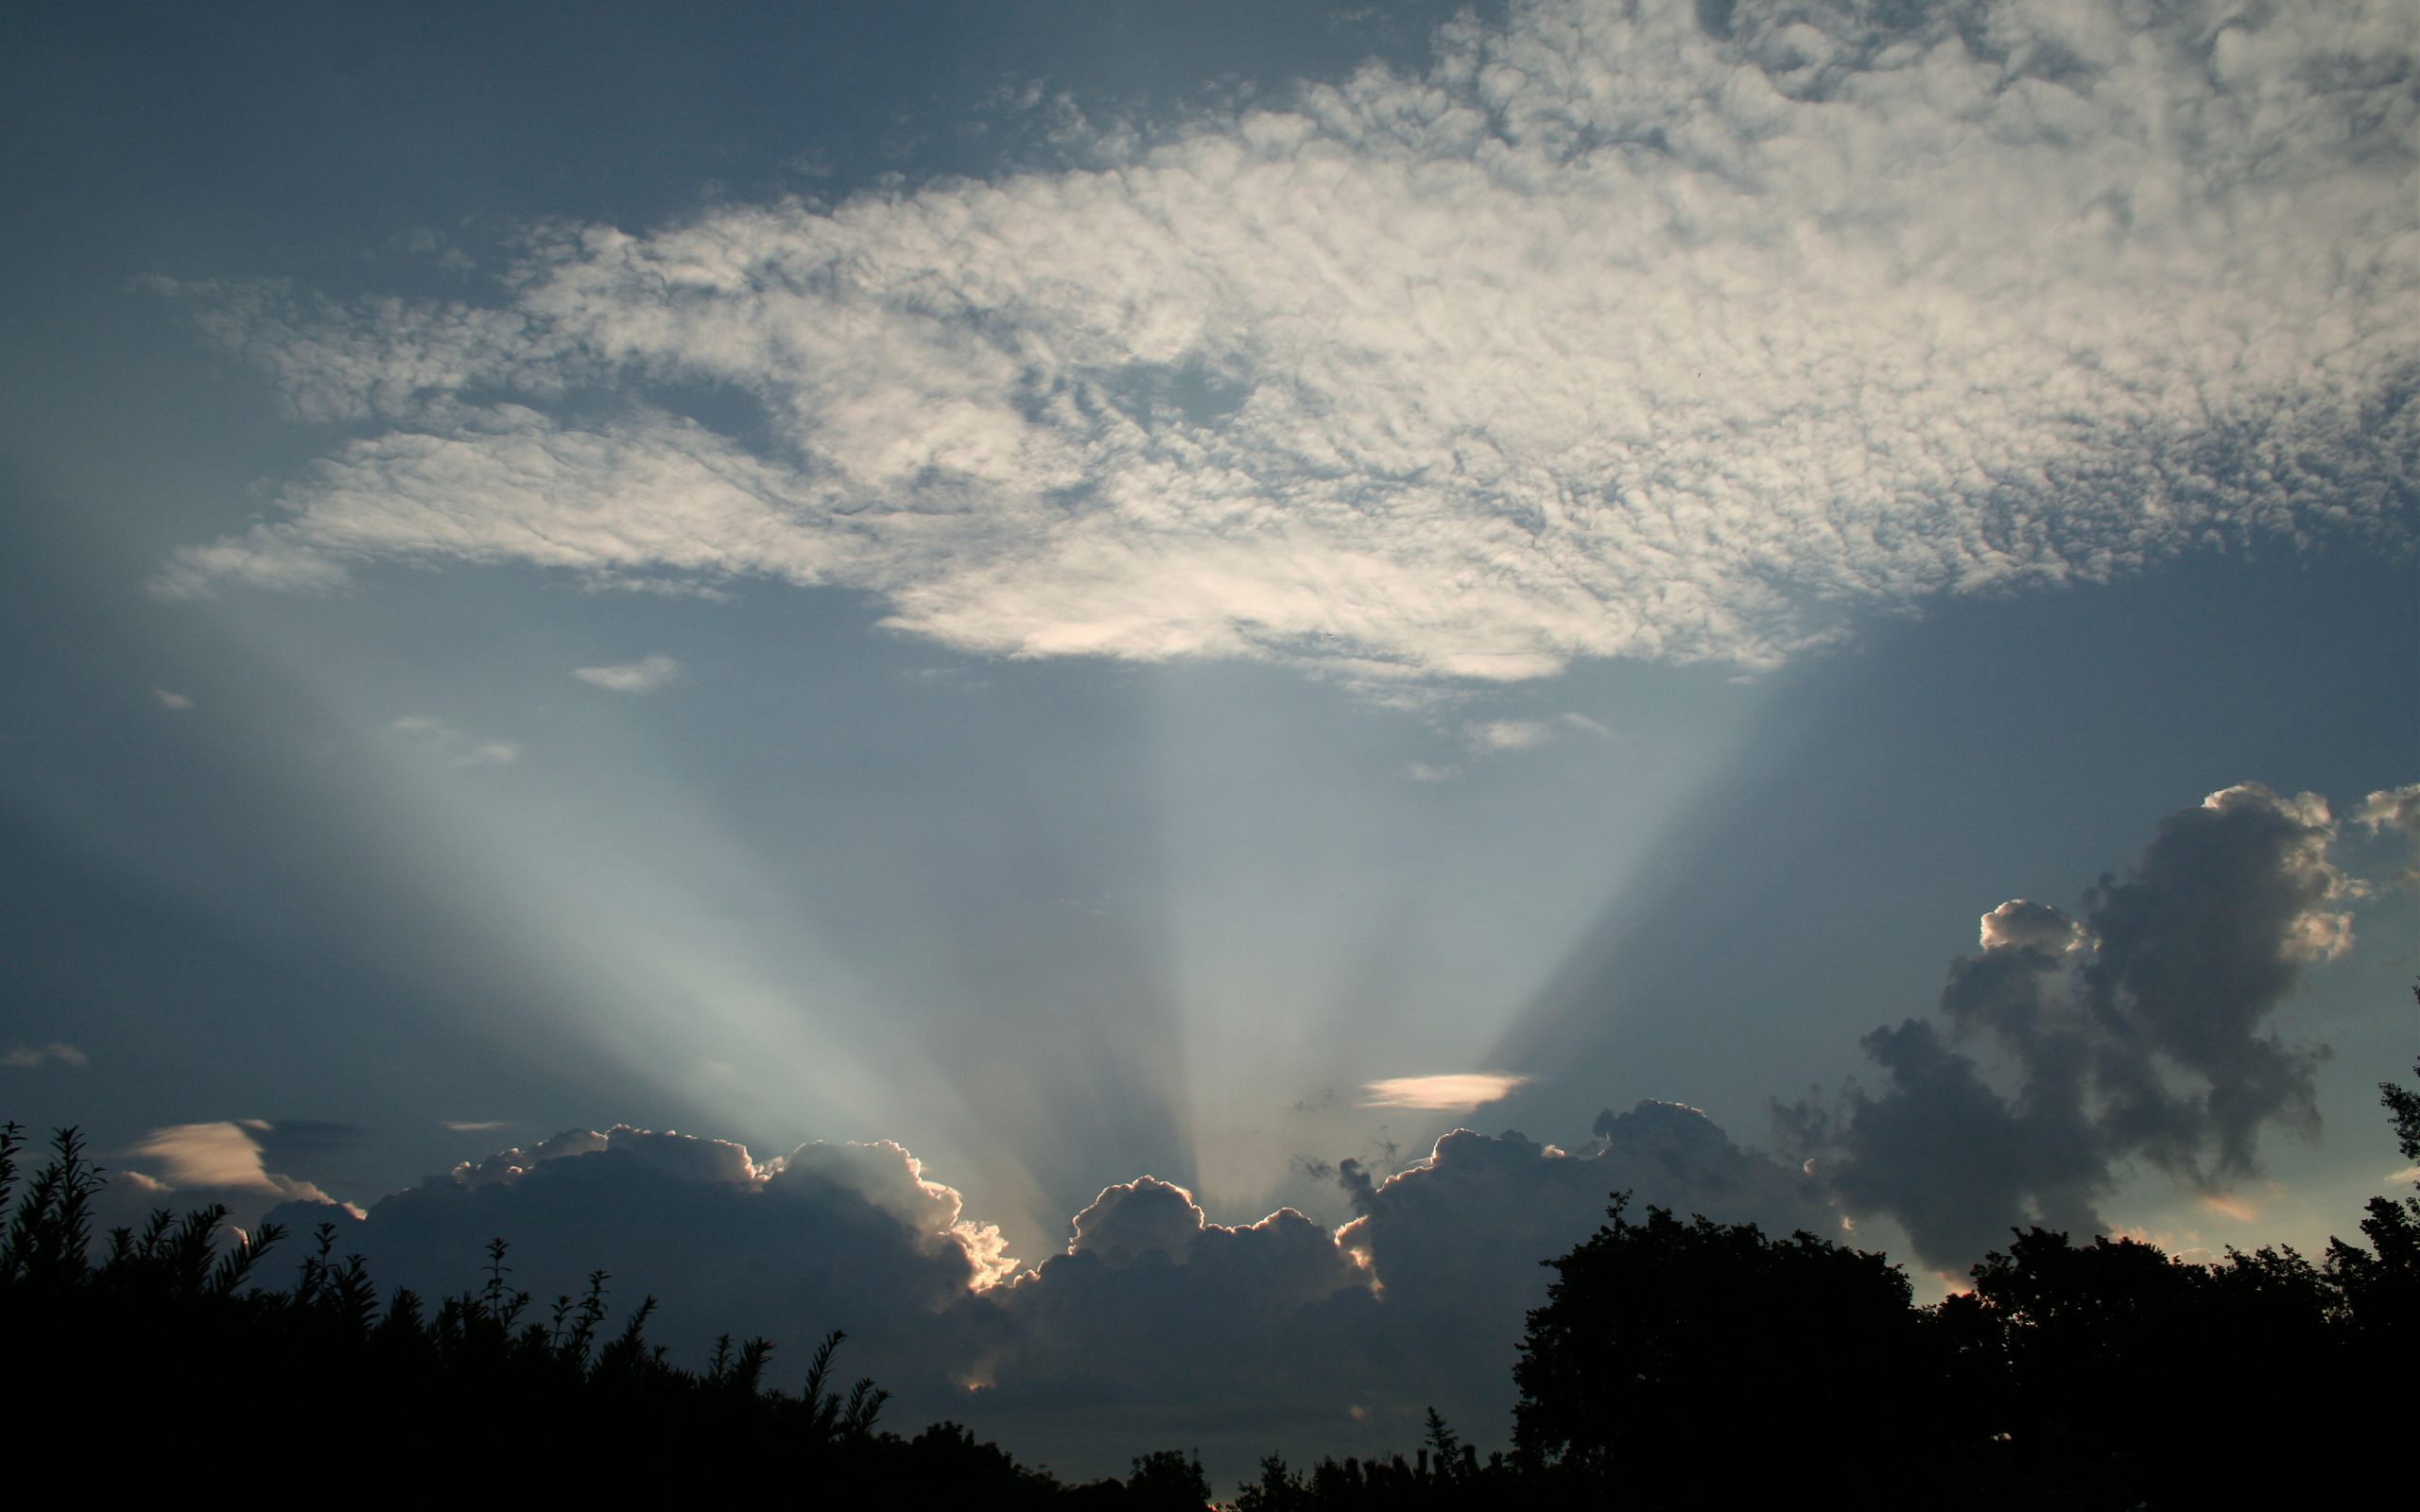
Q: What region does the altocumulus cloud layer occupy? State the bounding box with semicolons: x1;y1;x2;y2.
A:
265;1100;1820;1473
158;0;2414;681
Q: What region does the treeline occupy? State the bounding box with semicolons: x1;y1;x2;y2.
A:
0;1124;1075;1506
7;1045;2415;1508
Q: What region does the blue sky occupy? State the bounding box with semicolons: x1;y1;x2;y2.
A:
4;0;2414;1480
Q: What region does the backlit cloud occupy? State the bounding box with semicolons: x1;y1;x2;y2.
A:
256;1102;1821;1480
123;1120;347;1209
1787;782;2378;1269
153;0;2414;684
1359;1072;1532;1109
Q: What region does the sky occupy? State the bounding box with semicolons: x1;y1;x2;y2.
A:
3;0;2415;1483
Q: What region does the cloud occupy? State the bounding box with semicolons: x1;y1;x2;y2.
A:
2356;783;2420;887
255;1103;1821;1482
2358;783;2420;839
154;0;2414;684
152;688;193;710
571;653;682;694
390;714;520;768
1787;782;2367;1270
970;1097;1823;1474
1;1042;87;1070
1465;719;1555;752
263;1124;1012;1445
441;1119;510;1133
1357;1072;1531;1109
123;1121;347;1210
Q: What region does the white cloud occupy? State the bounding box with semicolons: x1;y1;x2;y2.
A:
572;652;682;694
2358;783;2420;838
441;1119;509;1132
152;688;193;710
390;714;521;768
2353;782;2420;887
1358;1072;1532;1109
1;1042;87;1070
1465;718;1554;752
124;1120;346;1209
157;1;2415;684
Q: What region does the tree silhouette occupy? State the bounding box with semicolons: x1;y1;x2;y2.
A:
1513;1194;1928;1504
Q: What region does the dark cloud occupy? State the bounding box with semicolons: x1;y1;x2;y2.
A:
252;1100;1820;1484
1789;783;2359;1271
264;1125;1001;1413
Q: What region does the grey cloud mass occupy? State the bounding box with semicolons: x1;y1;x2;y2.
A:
1788;782;2372;1271
154;0;2414;683
261;1099;1818;1477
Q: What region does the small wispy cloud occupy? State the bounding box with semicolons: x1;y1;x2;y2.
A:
2;1042;88;1070
572;653;682;694
1560;713;1611;739
1359;1073;1533;1110
443;1119;510;1133
1405;762;1459;784
391;715;520;768
1466;719;1554;752
152;688;193;711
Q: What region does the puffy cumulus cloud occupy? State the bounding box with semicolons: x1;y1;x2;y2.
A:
966;1181;1376;1474
1338;1103;1828;1329
156;0;2414;684
1789;782;2368;1271
244;1104;1819;1481
571;653;682;694
447;1126;609;1187
266;1125;1006;1414
2358;783;2420;839
429;1125;1012;1283
964;1103;1821;1474
2356;783;2420;887
772;1138;1017;1290
1065;1175;1209;1265
1976;899;2084;955
122;1121;350;1212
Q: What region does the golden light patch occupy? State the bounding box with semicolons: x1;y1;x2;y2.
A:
1357;1073;1532;1110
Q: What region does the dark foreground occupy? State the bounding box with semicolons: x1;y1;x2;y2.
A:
6;1056;2413;1508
